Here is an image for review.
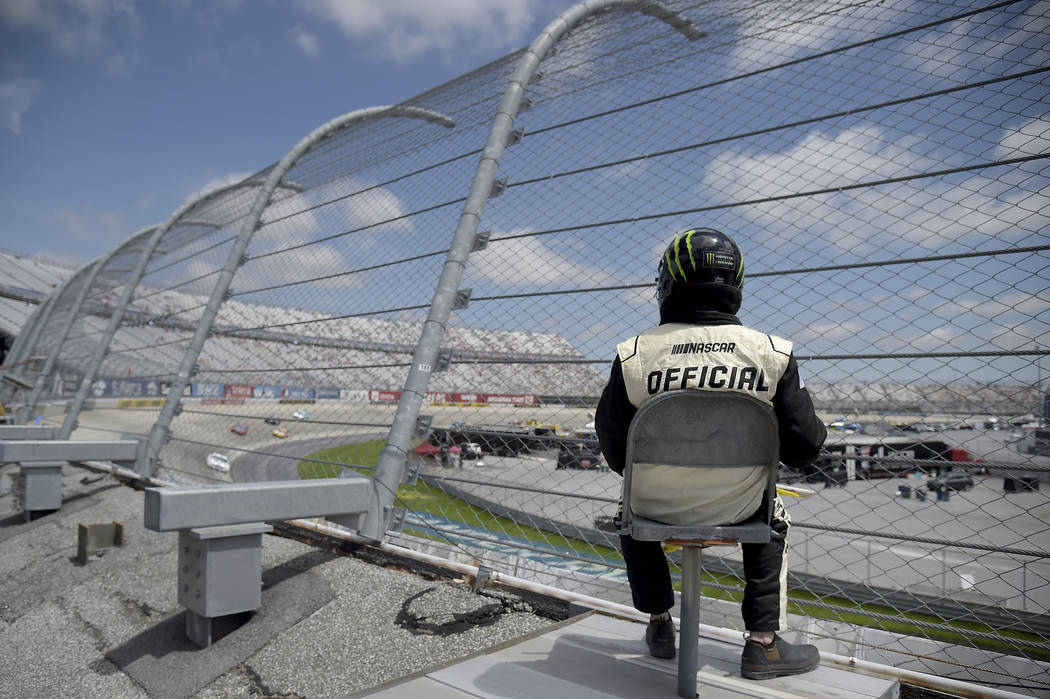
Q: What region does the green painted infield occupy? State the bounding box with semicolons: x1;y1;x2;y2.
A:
298;439;1048;661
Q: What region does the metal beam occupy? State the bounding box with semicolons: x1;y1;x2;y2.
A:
0;425;57;440
0;439;140;464
143;476;373;531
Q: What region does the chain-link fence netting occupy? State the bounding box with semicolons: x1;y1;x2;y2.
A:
4;0;1048;693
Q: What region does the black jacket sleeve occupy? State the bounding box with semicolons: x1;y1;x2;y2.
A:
772;355;827;467
594;355;636;476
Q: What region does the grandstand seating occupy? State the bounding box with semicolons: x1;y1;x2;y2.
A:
6;250;1037;409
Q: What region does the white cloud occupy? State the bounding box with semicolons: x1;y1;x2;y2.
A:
724;7;898;74
468;232;617;287
229;176;414;292
0;77;42;134
181;171;255;207
619;285;657;307
794;321;866;345
702;123;1050;253
48;206;126;243
602;159;649;180
0;0;137;54
301;0;540;63
906;291;1048;323
995;117;1050;160
290;25;320;58
904;4;1050;87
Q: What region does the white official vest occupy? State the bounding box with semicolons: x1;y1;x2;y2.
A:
617;323;793;525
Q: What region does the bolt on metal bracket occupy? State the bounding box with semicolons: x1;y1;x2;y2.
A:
472;230;491;252
506;127;525;147
389;507;406;533
435;349;453;373
452;288;472;310
489;177;508;198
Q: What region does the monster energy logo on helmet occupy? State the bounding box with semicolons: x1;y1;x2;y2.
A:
657;227;745;308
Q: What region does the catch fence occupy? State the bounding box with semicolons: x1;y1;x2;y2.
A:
2;0;1047;693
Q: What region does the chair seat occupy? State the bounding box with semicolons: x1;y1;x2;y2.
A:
624;516;772;544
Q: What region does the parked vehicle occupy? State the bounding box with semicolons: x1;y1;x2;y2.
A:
460;442;484;466
206;452;230;473
230;424;247;435
927;470;973;492
272;426;288;439
292;409;309;420
556;443;604;470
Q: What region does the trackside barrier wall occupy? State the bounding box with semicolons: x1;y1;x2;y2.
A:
8;0;1049;693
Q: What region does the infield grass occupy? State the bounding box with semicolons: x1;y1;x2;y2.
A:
298;438;1048;660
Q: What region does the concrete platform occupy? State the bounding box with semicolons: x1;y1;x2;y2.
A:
359;611;899;698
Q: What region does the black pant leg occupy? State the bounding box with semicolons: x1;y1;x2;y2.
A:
740;495;790;631
620;534;675;614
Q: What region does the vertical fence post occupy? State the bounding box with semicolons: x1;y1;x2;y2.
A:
363;0;702;542
142;106;454;479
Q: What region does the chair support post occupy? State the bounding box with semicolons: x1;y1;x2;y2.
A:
678;545;701;698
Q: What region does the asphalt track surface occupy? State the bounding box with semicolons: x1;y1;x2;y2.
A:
67;402;1050;613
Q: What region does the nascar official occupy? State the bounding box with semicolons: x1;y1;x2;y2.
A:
595;227;827;679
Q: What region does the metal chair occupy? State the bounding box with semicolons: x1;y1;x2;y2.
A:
618;389;779;698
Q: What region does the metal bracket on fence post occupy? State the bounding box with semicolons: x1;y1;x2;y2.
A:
452;289;472;310
471;230;491;252
415;415;434;438
506;127;525;147
402;460;420;486
489;177;508;198
389;507;406;533
435;350;453;373
472;565;493;593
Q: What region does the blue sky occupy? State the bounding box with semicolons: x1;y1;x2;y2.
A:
0;0;564;267
1;1;1046;388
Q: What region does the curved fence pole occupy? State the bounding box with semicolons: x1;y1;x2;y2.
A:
18;258;107;423
3;298;47;373
141;106;455;478
58;184;264;441
364;0;703;542
0;296;52;403
19;222;163;424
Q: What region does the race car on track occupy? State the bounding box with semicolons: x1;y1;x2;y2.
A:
206;452;230;473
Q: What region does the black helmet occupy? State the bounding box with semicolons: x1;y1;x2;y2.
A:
656;228;744;309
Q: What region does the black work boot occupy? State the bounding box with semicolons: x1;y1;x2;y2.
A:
645;616;676;659
740;633;819;679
